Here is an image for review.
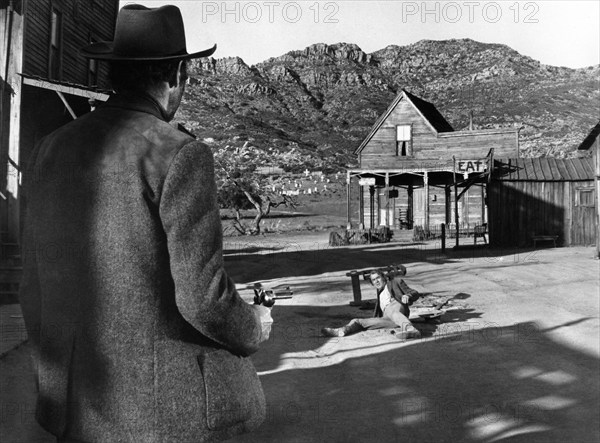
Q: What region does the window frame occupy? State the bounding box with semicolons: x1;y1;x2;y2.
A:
395;124;413;157
48;7;63;80
575;187;595;208
87;32;100;86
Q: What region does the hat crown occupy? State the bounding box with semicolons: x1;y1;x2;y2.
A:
113;5;187;58
80;3;216;61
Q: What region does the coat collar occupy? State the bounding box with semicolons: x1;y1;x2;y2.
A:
100;93;170;121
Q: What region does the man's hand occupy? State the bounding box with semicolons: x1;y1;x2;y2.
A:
252;304;273;343
401;295;410;304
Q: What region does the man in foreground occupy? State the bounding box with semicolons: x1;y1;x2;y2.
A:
322;269;421;339
19;4;272;442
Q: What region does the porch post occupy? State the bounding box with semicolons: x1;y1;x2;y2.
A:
385;172;390;227
453;157;460;247
445;185;451;224
359;185;364;227
424;171;429;232
407;184;414;229
369;185;375;228
346;171;351;226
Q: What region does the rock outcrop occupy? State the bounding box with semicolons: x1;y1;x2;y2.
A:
179;39;600;170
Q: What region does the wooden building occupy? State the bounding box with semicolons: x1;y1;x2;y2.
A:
488;157;596;248
347;89;519;233
1;0;118;258
577;121;600;256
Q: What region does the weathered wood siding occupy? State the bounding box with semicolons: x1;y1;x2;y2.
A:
23;0;117;88
1;2;26;245
359;97;518;169
488;180;596;247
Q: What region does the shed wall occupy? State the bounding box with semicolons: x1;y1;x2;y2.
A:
488;180;596;247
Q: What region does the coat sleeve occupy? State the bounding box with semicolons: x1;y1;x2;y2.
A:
159;141;262;356
393;277;420;305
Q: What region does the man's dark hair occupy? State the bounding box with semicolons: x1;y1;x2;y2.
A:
108;59;188;94
369;269;388;282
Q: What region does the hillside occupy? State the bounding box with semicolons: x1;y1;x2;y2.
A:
178;38;599;171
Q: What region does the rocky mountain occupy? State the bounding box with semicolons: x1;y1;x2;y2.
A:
178;38;599;171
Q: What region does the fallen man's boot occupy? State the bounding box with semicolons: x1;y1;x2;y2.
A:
321;320;364;337
321;327;346;337
391;326;422;340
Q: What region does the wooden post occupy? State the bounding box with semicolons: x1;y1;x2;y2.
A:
385;172;390;227
424;171;429;234
369;185;375;229
348;271;363;306
359;185;364;227
441;223;446;253
444;185;450;224
453;157;460;247
480;184;486;224
408;184;414;229
346;172;351;226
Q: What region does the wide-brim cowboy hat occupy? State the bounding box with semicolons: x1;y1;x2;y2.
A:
81;4;216;61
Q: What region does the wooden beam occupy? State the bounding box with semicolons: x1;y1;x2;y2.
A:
56;91;77;120
21;75;110;101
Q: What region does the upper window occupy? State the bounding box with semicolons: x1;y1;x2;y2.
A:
49;9;62;80
396;125;412;156
87;34;99;86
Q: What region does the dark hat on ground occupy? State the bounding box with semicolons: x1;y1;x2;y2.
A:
81;4;216;61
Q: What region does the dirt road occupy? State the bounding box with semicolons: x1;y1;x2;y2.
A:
2;234;599;442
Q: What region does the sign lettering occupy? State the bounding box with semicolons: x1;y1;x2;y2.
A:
457;160;487;174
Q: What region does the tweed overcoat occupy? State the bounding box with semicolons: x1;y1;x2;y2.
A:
19;94;266;442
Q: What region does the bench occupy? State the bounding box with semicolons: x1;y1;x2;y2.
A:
473;224;488;245
532;235;558;248
0;266;22;299
345;264;406;306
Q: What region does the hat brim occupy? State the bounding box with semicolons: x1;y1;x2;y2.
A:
80;42;217;61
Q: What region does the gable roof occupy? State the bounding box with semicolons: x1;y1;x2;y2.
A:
577;120;600;151
354;89;453;155
493;157;594;181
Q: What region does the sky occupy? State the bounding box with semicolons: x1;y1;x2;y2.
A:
120;1;600;68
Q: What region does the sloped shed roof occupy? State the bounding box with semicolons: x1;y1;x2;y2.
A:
493;157;594;181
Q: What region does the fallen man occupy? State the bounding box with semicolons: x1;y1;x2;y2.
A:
322;269;422;339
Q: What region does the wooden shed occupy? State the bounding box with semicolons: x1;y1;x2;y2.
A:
488;157;596;247
577;121;600;257
1;0;118;258
347;89;519;234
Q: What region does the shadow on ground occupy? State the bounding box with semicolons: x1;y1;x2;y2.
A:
231;316;600;443
225;240;553;282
